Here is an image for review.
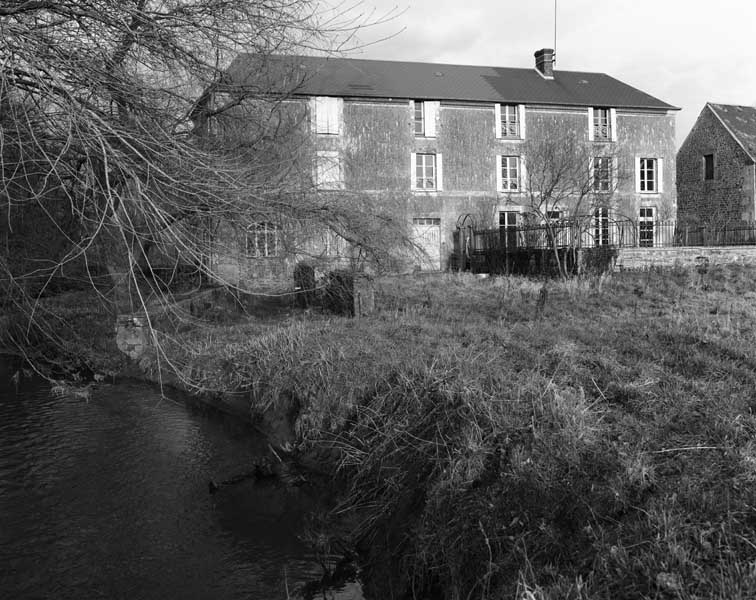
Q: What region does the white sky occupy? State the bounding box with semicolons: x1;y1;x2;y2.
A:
325;0;756;148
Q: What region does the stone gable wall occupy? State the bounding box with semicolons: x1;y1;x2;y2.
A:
677;107;756;225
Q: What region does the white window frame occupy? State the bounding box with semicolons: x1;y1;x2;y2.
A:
636;157;664;194
411;100;438;138
592;207;611;247
311;96;342;135
315;150;343;190
495;104;526;139
588;107;617;142
413;100;425;136
246;223;281;258
496;155;521;192
411;152;443;191
639;206;655;247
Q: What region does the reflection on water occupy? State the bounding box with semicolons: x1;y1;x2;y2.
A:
0;360;361;599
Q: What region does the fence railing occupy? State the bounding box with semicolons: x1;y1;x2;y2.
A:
454;220;756;255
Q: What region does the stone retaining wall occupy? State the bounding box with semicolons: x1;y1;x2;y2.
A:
617;246;756;270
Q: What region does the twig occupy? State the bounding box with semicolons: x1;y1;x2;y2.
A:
649;445;723;454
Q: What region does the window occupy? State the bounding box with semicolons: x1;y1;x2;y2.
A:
593;207;610;246
499;210;521;249
593;157;612;192
501;104;519;137
414;101;425;136
546;209;562;221
412;100;438;137
639;207;654;247
315;151;343;189
637;157;663;193
313;97;341;135
495;104;525;139
593;108;611;140
589;107;616;142
704;154;715;180
498;156;520;191
246;223;281;258
411;153;442;190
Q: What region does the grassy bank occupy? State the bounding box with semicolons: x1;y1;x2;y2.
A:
12;265;756;598
165;265;756;599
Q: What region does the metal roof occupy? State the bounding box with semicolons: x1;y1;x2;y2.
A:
708;103;756;161
226;54;679;112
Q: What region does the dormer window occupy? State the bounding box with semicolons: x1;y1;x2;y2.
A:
495;104;526;139
414;101;425;135
411;100;438;138
501;105;519;137
588;108;617;142
594;108;611;140
312;96;342;135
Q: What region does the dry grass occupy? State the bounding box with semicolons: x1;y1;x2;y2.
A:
16;263;756;599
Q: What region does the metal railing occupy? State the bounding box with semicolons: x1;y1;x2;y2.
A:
454;220;756;254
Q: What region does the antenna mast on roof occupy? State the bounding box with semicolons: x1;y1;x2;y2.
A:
553;0;558;67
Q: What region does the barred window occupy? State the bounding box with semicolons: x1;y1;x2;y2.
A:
246;223;281;258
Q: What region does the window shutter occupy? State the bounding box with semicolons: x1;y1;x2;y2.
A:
330;98;342;135
520;155;527;192
658;158;664;193
435;153;443;190
612;157;618;192
424;101;438;138
610;108;618;142
410;153;417;190
309;98;317;134
315;97;328;134
494;104;502;139
587;108;594;141
409;100;415;129
518;104;526;139
496;155;503;191
635;157;641;193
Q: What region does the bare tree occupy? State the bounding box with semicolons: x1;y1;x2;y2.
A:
0;0;402;376
519;131;626;278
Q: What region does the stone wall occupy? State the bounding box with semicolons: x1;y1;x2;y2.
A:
337;98;677;270
617;246;756;270
677;106;756;225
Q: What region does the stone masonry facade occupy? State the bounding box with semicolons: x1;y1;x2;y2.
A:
677;105;756;226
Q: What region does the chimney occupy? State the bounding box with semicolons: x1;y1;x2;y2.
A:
534;48;554;78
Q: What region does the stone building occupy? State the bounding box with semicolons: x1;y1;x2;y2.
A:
677;103;756;227
215;49;678;276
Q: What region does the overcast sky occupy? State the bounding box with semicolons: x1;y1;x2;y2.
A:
327;0;756;148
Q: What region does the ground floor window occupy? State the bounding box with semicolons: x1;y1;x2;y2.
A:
593;207;610;246
499;210;521;248
639;207;654;247
246;223;281;258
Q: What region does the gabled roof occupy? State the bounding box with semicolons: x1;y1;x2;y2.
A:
708;103;756;161
226;54;679;112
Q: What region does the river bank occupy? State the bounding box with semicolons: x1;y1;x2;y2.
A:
6;266;756;598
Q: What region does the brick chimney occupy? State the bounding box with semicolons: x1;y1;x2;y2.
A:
534;48;554;78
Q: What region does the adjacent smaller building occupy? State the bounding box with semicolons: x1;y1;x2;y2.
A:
677;103;756;226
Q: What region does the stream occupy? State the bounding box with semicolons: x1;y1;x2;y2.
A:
0;359;362;599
